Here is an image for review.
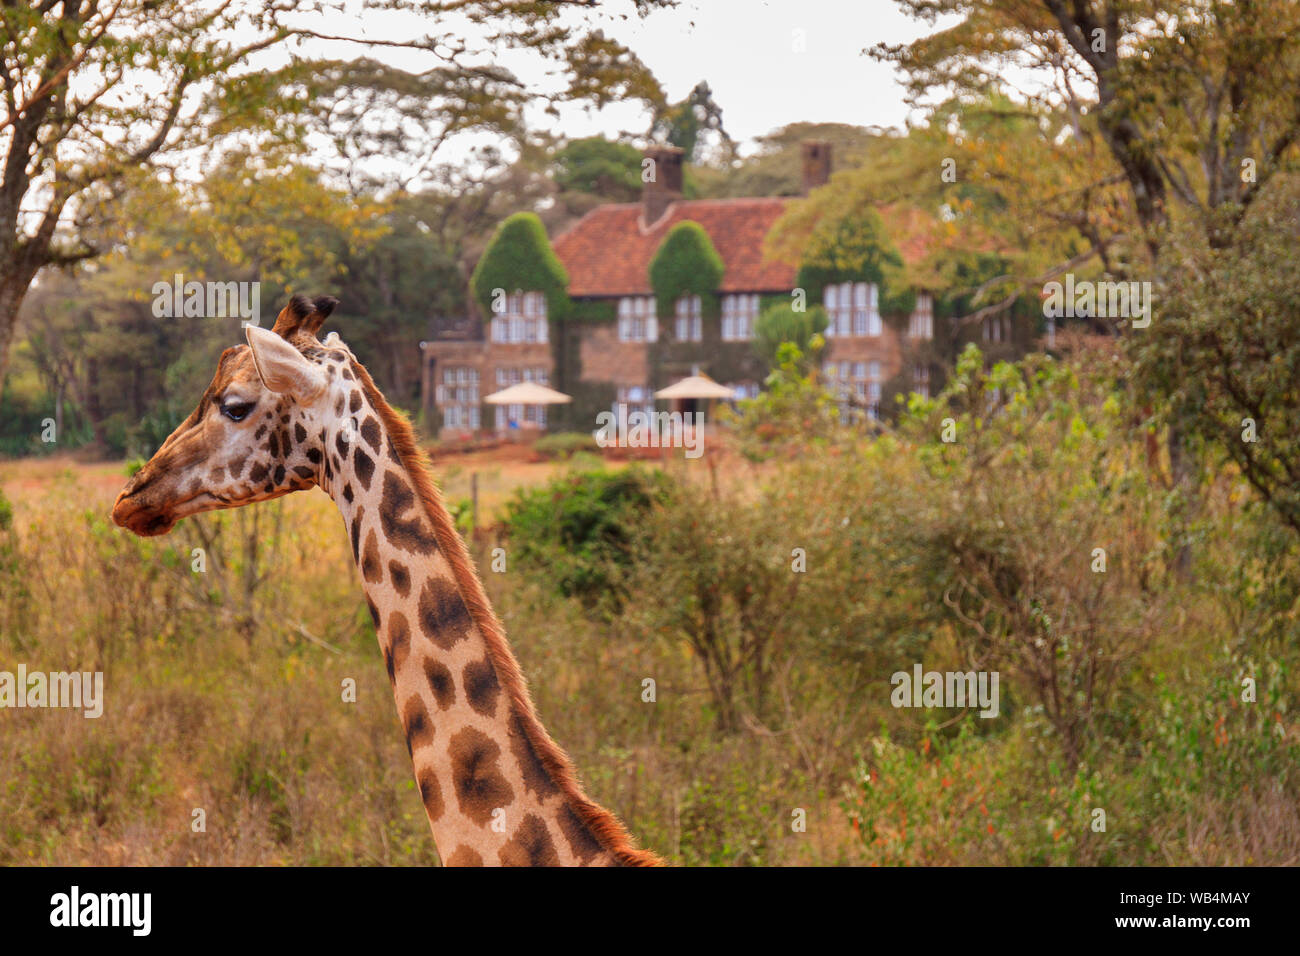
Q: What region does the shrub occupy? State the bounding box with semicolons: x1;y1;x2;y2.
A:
721;340;842;461
752;302;828;372
533;432;600;460
501;467;674;613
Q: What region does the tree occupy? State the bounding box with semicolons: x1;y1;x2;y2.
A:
0;0;676;389
552;136;644;203
752;303;828;373
872;2;1300;554
649;79;733;164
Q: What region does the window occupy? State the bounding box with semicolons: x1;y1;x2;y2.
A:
824;282;880;337
616;385;655;420
618;297;658;342
721;294;759;341
726;382;761;401
438;366;480;431
981;314;1013;344
490;291;549;344
909;293;934;339
822;358;883;420
913;363;930;399
674;295;702;342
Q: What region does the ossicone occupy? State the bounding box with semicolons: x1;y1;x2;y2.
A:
271;293;340;339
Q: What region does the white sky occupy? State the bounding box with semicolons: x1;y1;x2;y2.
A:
270;0;954;167
544;0;949;150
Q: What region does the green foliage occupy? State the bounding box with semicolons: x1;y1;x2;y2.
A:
1134;178;1300;540
501;467;674;613
533;432;601;460
552;137;644;202
795;208;914;315
752;303;828;371
647;221;725;319
648;80;732;163
722;340;841;461
470;211;571;322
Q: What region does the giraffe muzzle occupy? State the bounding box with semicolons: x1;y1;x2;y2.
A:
111;493;178;537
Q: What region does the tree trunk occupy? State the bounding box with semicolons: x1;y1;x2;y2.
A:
0;278;30;393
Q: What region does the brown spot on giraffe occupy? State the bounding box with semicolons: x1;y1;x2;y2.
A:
361;529;383;584
509;712;558;800
445;845;483;867
402;694;434;752
498;813;561;867
417;575;473;649
380;470;435;555
417;766;444;822
353;447;375;491
448;726;514;827
388;559;411;598
462;657;500;718
423;657;455;709
557;803;604;864
387;611;411;675
360;415;381;450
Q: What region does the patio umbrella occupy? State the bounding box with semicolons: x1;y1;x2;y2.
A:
483;381;573;405
653;373;736;400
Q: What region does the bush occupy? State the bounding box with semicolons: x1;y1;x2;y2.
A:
501;467;674;613
533;432;600;460
752;302;828;372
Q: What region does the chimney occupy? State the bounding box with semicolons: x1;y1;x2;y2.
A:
642;145;684;225
801;140;832;194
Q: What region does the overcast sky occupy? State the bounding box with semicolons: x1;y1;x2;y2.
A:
544;0;950;151
278;0;953;165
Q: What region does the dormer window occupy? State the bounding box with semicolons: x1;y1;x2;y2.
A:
490;291;548;343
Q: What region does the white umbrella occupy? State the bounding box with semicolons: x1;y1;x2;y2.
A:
653;374;736;400
483;382;573;405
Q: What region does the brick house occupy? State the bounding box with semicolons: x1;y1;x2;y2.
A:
420;141;940;438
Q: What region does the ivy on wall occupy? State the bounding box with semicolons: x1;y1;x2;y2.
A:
648;221;725;321
795;208;916;323
548;298;617;431
470;211;571;322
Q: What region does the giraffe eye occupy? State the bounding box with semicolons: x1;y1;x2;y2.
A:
221;400;255;422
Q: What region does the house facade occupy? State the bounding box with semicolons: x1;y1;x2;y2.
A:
420;141;938;438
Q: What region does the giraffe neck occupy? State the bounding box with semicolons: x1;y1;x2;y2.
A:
318;365;649;866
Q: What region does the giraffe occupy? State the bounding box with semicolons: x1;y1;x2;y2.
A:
111;294;660;867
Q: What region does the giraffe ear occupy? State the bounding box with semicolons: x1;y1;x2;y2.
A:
245;325;326;401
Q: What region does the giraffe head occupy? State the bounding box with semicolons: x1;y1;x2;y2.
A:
112;294;348;537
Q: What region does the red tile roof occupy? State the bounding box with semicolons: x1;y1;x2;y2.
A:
552;198;798;298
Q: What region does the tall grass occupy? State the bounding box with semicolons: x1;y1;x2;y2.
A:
2;344;1299;865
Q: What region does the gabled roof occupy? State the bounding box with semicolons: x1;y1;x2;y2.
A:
551;198;798;298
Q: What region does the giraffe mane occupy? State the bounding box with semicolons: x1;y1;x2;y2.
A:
336;346;662;867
